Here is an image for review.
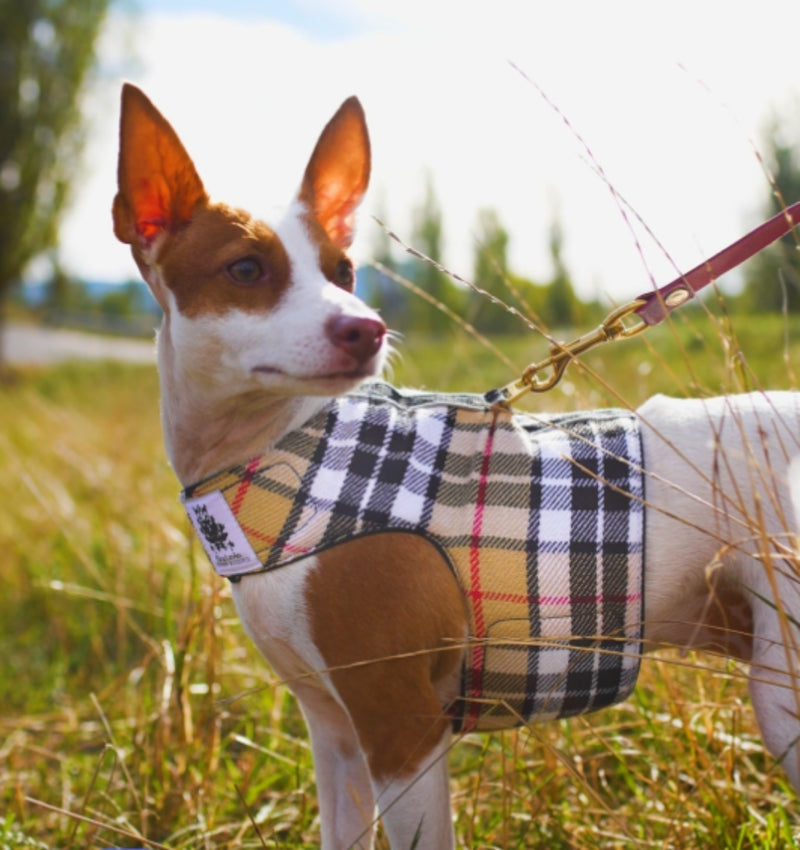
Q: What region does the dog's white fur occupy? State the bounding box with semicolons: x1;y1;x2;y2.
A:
114;84;800;849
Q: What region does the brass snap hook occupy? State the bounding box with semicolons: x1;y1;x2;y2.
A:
494;300;648;406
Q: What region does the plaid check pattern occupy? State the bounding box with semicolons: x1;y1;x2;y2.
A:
183;382;645;732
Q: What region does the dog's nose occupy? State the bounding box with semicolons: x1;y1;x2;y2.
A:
327;315;386;364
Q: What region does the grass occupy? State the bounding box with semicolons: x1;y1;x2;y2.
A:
1;306;799;848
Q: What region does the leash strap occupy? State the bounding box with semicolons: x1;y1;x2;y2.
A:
493;201;800;405
633;201;800;325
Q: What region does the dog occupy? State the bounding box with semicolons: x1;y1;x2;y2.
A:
113;83;800;849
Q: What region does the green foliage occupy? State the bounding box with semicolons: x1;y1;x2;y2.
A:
366;179;593;338
542;217;580;327
0;816;49;850
362;191;414;327
0;0;110;317
21;275;161;336
740;114;800;313
96;279;141;318
467;210;592;337
395;309;799;402
469;207;515;334
408;174;465;331
41;270;95;315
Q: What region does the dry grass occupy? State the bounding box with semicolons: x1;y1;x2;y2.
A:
1;307;799;848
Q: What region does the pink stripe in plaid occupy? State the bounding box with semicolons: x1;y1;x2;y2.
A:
464;419;497;730
231;457;261;515
477;590;642;607
234;457;316;556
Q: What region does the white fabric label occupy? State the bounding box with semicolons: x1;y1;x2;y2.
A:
183;490;262;577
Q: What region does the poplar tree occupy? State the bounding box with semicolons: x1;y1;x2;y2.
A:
742;121;800;313
410;174;463;331
0;0;110;357
471;207;516;334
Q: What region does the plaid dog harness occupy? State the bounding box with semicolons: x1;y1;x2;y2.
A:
183;382;645;732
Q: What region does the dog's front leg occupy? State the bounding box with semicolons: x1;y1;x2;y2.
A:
293;682;378;849
303;535;466;849
295;677;455;850
372;729;455;850
299;683;455;850
231;565;377;848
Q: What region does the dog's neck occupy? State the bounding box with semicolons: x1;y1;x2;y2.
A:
112;86;382;486
156;321;326;486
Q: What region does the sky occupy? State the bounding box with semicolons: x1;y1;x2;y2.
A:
57;0;800;305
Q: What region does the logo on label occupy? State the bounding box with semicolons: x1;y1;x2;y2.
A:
191;503;232;552
183;490;262;577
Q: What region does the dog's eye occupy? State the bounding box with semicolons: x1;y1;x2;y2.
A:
334;258;354;290
227;257;264;284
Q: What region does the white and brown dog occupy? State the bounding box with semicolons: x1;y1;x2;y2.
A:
113;83;800;849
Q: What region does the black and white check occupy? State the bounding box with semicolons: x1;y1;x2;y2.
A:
184;382;645;731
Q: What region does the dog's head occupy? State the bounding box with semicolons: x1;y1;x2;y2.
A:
112;84;386;397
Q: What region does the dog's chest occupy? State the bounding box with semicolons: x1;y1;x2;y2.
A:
185;383;645;731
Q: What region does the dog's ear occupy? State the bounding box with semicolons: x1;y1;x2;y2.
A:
112;83;208;247
299;96;370;248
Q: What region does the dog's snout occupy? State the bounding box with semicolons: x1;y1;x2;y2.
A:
327;314;386;363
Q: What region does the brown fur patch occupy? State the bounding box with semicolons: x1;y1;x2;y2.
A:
306;533;468;781
301;212;356;292
645;567;754;660
154;204;292;317
696;575;754;660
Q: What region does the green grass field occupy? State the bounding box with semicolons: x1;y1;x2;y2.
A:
2;307;799;848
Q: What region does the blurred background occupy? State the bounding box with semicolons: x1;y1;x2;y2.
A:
3;0;800;359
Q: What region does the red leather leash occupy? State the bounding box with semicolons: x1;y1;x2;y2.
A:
634;201;800;325
496;201;800;404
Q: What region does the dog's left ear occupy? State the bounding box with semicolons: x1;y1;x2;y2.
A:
299;96;370;248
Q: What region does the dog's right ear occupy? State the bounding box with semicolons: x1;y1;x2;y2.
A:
112;83;208;248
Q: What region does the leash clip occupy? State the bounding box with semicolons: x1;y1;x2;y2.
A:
496;300;647;406
487;200;800;409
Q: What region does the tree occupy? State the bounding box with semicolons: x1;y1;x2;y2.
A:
361;190;403;323
0;0;110;358
543;217;580;328
741;118;800;313
470;207;518;334
409;173;464;332
469;209;585;335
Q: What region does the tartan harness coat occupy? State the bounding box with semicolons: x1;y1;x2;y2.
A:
183;382;645;732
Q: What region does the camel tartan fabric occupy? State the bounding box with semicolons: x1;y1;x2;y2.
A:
183;382;645;732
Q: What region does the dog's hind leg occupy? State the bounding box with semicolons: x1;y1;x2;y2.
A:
745;445;800;790
745;473;800;792
640;392;800;788
747;572;800;789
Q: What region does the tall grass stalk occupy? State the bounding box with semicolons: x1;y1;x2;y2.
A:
1;304;799;847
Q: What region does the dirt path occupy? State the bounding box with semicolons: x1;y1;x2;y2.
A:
4;323;156;365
